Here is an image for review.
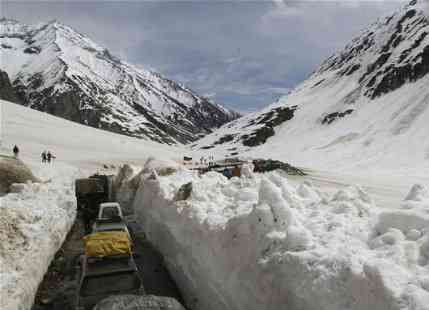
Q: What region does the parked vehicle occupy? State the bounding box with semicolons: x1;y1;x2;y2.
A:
75;174;114;233
75;255;144;310
97;202;124;221
92;218;131;240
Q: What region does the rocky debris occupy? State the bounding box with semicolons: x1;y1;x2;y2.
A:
23;46;41;54
252;158;305;175
200;145;215;150
0;156;39;195
93;295;186;310
213;134;235;145
242;126;275;147
322;109;354;125
241;106;297;147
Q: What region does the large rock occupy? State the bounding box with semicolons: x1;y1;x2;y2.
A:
0;156;39;195
0;70;20;103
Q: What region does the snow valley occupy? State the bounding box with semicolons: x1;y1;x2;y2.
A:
1;1;429;310
194;0;429;180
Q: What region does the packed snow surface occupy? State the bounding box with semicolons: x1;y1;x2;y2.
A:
134;162;429;310
0;100;183;166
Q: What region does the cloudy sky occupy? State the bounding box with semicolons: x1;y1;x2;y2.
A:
3;1;406;113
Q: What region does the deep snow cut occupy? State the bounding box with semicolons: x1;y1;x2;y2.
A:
0;162;80;310
132;160;429;310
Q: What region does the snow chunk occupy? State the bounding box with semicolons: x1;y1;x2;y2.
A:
0;164;78;310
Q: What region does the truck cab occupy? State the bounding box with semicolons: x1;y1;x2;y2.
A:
97;202;123;221
75;255;144;310
92;202;131;239
75;174;114;233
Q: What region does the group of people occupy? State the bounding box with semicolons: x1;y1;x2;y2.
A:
41;150;55;163
200;155;215;166
10;145;56;164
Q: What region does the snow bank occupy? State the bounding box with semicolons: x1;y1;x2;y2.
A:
0;165;78;310
134;165;429;310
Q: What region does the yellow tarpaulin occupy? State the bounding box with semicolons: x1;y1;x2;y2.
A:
83;231;131;258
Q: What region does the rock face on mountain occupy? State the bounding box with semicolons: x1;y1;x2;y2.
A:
194;1;429;173
0;70;20;103
0;18;239;144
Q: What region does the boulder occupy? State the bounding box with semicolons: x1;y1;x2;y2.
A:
0;157;39;195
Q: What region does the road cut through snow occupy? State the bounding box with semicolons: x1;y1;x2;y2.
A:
0;100;182;310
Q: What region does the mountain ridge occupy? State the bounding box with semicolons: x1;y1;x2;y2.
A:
192;0;429;175
0;18;239;144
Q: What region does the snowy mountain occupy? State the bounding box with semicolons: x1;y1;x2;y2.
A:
193;0;429;176
0;18;239;145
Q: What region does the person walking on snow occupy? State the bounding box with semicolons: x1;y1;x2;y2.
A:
13;145;19;158
47;151;52;163
41;151;47;163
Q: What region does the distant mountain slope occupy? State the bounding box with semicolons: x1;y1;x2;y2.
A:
193;0;429;174
0;18;239;144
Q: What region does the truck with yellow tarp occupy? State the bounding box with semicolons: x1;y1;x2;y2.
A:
76;232;144;310
83;231;132;258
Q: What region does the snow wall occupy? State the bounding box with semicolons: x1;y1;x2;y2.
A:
0;171;77;310
133;163;429;310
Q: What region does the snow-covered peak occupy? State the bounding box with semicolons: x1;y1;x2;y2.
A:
0;19;238;144
316;0;429;99
0;18;31;37
192;2;429;177
413;0;429;15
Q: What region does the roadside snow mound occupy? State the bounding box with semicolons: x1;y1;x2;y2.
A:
141;157;180;176
0;166;77;310
134;166;429;310
113;164;140;215
0;157;39;195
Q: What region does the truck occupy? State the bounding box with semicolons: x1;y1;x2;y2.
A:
75;255;144;310
96;202;124;221
91;202;131;240
75;174;114;232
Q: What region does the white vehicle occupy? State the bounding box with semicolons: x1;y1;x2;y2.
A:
97;202;124;221
92;202;131;240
